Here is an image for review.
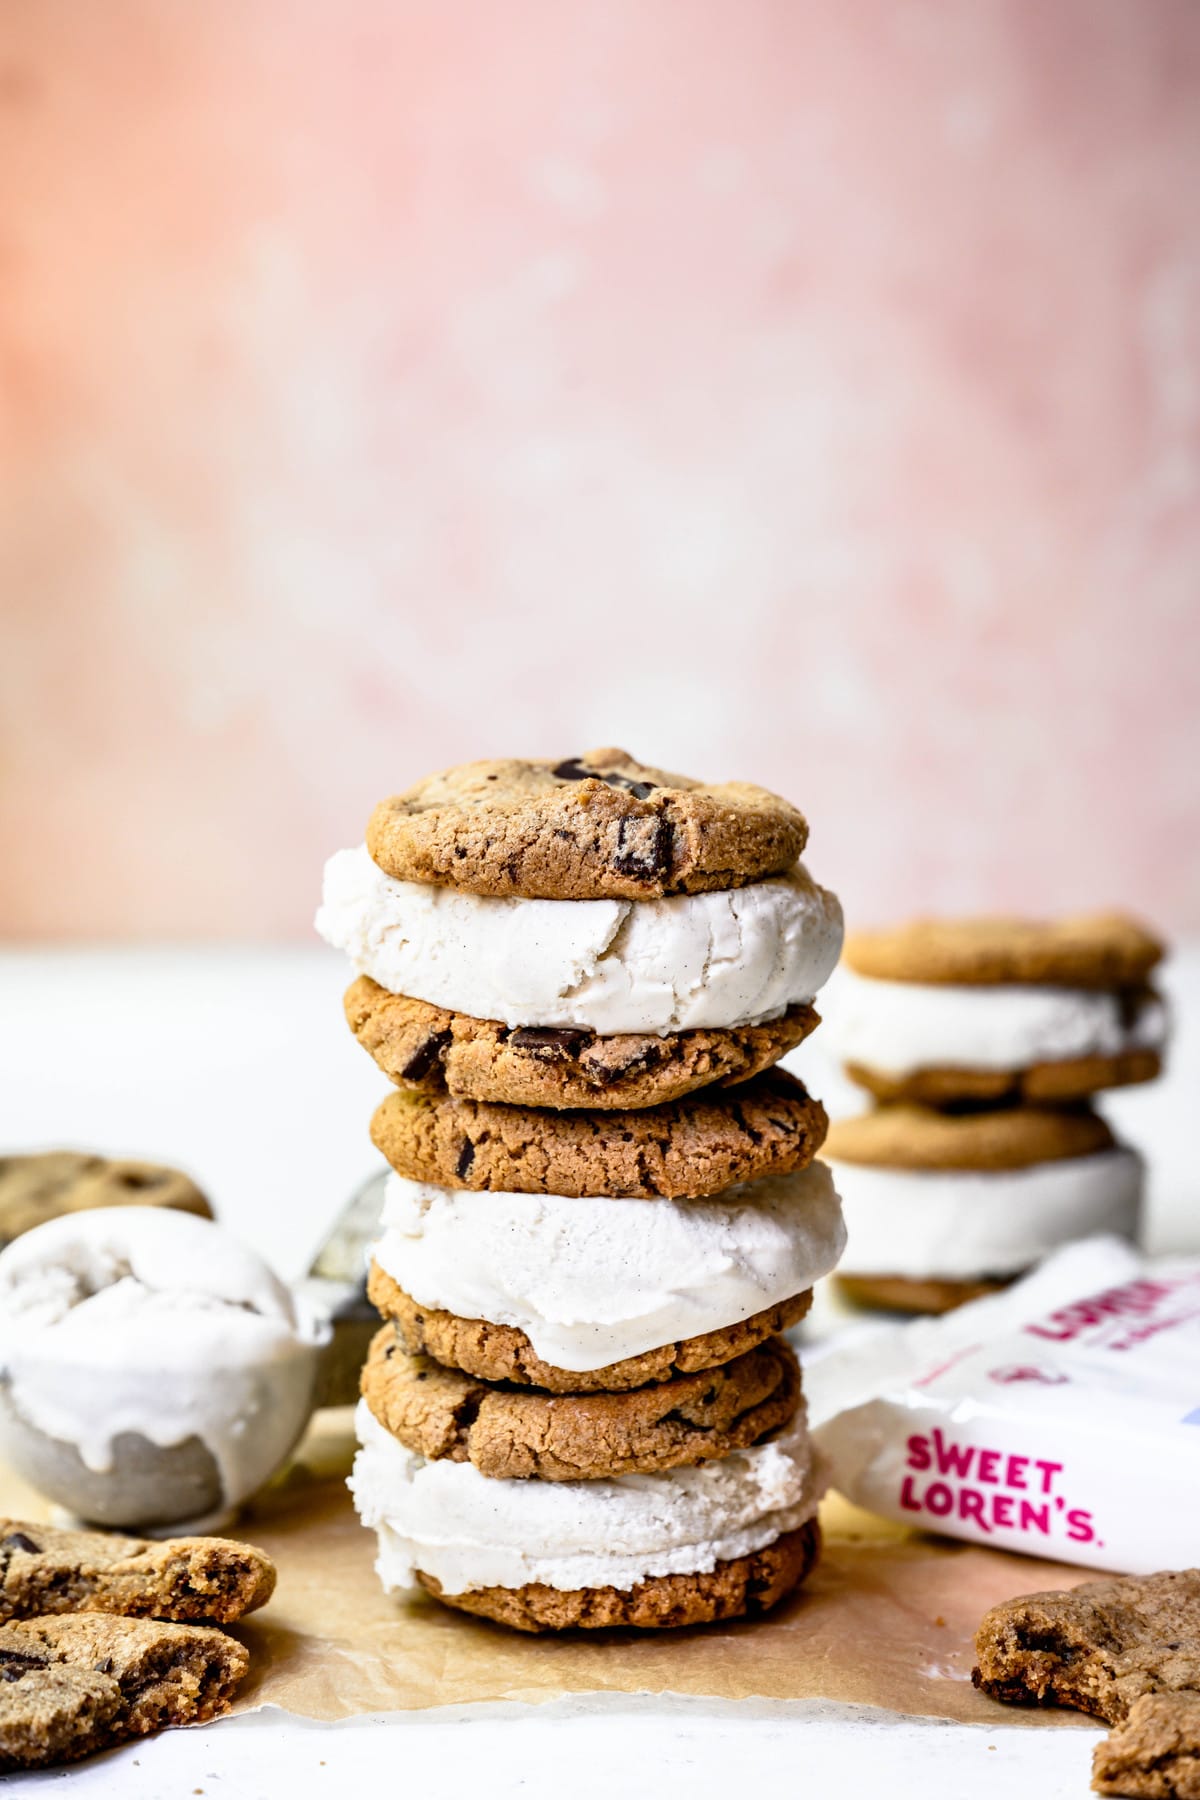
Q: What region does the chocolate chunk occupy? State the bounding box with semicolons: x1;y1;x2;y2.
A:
1115;985;1153;1033
552;757;658;801
399;1030;452;1083
552;757;596;783
1;1534;39;1555
580;1042;664;1086
509;1026;593;1061
733;1105;763;1145
611;814;674;882
1;1651;49;1677
456;1139;475;1179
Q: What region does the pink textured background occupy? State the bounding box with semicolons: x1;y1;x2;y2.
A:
2;1;1199;938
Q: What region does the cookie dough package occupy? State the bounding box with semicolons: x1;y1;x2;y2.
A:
806;1237;1200;1574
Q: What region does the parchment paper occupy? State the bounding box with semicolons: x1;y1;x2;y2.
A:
1;1409;1088;1726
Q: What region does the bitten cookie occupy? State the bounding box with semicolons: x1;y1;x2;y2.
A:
845;914;1164;988
370;1067;827;1199
345;977;820;1110
420;1517;821;1634
361;1328;801;1480
1093;1693;1200;1798
0;1614;247;1770
825;1102;1115;1173
0;1152;212;1247
0;1519;276;1623
973;1568;1200;1722
367;1261;812;1392
365;748;808;900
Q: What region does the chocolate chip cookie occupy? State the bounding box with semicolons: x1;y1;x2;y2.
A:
365;749;808;900
420;1516;821;1633
361;1328;801;1480
844;1046;1164;1108
345;976;819;1110
825;1101;1115;1173
1093;1693;1200;1797
973;1567;1200;1722
834;1273;1009;1315
0;1151;212;1247
845;914;1164;989
0;1614;247;1769
0;1519;275;1623
370;1067;828;1199
367;1260;812;1392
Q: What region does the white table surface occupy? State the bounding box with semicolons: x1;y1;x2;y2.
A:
1;943;1196;1797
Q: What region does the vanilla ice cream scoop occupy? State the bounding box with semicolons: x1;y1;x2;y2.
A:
0;1208;328;1531
316;844;843;1034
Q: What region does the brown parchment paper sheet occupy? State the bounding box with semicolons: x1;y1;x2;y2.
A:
0;1409;1093;1726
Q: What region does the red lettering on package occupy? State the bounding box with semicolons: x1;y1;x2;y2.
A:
1024;1273;1200;1345
899;1431;1095;1545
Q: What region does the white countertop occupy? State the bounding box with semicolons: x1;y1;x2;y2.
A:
1;943;1196;1796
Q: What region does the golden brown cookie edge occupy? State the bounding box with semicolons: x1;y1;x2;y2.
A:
843;913;1164;989
369;1069;829;1199
835;1273;1012;1315
359;1327;803;1480
367;1262;813;1391
416;1516;821;1632
824;1101;1115;1173
345;976;819;1109
844;1047;1163;1106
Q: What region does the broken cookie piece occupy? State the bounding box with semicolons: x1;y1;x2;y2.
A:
0;1652;119;1771
1093;1692;1200;1798
973;1568;1200;1723
0;1614;248;1770
0;1517;276;1624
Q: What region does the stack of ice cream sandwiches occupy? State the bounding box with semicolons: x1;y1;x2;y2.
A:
822;914;1168;1314
317;749;847;1632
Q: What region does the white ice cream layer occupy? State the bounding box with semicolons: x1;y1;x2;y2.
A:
826;969;1167;1077
350;1399;822;1595
0;1208;326;1509
316;844;843;1034
828;1148;1143;1281
373;1164;847;1371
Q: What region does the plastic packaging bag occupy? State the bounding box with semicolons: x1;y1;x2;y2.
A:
806;1237;1200;1574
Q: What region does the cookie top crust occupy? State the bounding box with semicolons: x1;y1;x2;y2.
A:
360;1327;801;1480
345;976;819;1110
824;1102;1115;1172
0;1518;276;1624
0;1152;212;1247
844;913;1164;989
369;1067;828;1199
973;1567;1200;1725
0;1655;119;1771
365;748;809;899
